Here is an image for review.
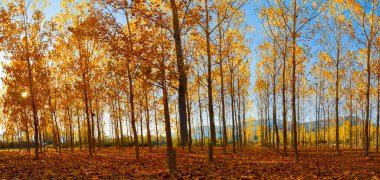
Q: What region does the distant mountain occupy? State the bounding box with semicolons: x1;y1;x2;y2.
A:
250;116;369;132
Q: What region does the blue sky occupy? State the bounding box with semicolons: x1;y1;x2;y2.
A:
44;0;62;18
243;1;262;87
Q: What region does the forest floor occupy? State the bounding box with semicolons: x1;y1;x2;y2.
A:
0;146;380;179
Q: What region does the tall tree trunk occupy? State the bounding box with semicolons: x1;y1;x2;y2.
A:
26;55;39;159
17;124;21;152
169;0;188;147
376;76;379;153
96;103;102;150
69;113;73;152
53;93;61;155
117;97;124;148
65;85;74;152
356;108;358;148
362;105;365;149
204;0;216;146
273;59;279;153
77;107;82;150
291;0;299;161
237;80;243;150
145;93;152;151
350;78;353;149
315;84;319;149
43;128;47;151
125;7;140;160
154;101;159;148
230;70;236;153
124;102;130;146
260;107;264;146
243;94;247;146
175;107;180;146
111;100;119;148
186;91;192;152
83;72;92;156
322;87;326;146
140;107;144;148
282;36;288;156
49;95;57;152
327;104;330;147
24;110;30;154
266;91;270;148
90;101;96;153
197;68;204;150
65;126;69;151
217;11;227;154
297;85;301;150
335;46;340;155
365;42;371;156
237;99;241;149
161;52;176;170
24;23;39;159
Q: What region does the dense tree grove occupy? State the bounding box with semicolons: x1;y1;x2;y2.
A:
0;0;251;170
255;0;380;161
0;0;379;172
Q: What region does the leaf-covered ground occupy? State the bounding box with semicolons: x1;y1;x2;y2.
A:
0;146;379;179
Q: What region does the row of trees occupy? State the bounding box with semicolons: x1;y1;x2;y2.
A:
255;0;380;161
0;0;252;170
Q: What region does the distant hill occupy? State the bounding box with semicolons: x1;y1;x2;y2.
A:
177;116;371;139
